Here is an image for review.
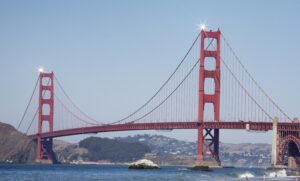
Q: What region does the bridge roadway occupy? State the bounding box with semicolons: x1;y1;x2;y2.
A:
30;121;300;139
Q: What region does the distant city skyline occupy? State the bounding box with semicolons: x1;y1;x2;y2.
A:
0;0;299;143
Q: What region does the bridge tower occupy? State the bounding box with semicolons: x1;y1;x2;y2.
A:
36;72;55;163
197;29;221;165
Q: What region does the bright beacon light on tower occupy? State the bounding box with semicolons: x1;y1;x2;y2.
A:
200;24;206;31
38;67;44;73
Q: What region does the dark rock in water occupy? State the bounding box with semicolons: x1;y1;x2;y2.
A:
0;122;36;163
223;166;235;168
128;159;160;169
190;165;213;171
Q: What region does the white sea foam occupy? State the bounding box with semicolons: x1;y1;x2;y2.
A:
239;172;255;178
199;174;210;177
268;169;287;178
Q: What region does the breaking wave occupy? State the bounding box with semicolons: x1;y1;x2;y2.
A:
267;169;287;178
238;172;255;178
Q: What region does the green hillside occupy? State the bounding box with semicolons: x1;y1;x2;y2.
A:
79;137;150;162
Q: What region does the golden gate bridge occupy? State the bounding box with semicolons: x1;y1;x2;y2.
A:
17;28;300;167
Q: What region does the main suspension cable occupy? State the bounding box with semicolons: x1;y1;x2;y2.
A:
17;76;39;130
221;58;273;120
110;35;215;124
54;75;103;125
109;33;200;124
54;93;99;126
203;31;273;120
221;33;291;121
127;58;201;124
25;78;51;134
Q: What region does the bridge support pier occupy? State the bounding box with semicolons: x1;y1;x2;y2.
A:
197;127;203;161
36;72;56;163
36;137;55;164
196;127;220;166
271;117;279;166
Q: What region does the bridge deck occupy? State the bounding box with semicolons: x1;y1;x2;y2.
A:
30;121;300;139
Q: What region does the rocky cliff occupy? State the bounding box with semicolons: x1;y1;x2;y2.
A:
0;122;36;163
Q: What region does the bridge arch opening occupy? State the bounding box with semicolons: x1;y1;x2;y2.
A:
288;141;300;157
281;137;300;167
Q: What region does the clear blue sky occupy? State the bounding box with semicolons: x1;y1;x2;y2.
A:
0;0;299;143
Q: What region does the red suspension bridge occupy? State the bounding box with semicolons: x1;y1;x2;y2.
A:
17;29;300;167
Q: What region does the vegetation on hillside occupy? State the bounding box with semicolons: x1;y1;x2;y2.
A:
79;137;150;162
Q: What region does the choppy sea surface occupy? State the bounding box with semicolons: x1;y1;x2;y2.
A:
0;164;299;181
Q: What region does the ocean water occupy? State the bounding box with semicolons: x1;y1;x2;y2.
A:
0;164;299;181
